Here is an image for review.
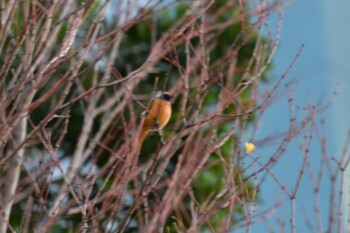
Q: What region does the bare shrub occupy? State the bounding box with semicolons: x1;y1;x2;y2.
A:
0;0;347;233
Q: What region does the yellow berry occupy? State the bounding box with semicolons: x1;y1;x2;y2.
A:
245;142;255;153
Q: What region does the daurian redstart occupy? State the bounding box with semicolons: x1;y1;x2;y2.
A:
137;92;173;153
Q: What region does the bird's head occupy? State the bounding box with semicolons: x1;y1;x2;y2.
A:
156;91;173;101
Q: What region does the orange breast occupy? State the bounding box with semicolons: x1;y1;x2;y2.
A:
143;99;172;131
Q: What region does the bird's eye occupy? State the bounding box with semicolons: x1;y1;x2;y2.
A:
163;93;173;101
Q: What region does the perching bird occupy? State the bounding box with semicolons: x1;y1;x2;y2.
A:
137;92;173;153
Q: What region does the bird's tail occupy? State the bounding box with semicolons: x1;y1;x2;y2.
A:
136;128;149;154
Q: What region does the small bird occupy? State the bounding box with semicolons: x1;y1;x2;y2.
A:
137;92;173;153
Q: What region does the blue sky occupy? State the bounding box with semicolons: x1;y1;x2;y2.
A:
252;0;350;232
